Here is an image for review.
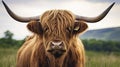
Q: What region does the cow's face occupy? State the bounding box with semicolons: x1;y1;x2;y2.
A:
27;10;88;58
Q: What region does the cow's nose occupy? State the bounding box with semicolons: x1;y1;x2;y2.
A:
51;41;63;49
47;41;66;58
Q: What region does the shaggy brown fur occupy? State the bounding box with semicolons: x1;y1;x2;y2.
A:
16;10;88;67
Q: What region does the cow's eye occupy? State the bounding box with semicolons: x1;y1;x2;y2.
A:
44;27;49;32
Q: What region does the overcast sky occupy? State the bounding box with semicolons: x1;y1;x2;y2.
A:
0;0;120;40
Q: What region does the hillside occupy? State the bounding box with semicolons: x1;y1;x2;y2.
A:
80;27;120;41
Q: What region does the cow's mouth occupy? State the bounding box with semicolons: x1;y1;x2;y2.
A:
47;49;66;58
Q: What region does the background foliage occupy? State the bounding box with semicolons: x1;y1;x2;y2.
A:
0;30;120;52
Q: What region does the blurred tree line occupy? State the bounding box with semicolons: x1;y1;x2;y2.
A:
83;39;120;52
0;30;24;48
0;30;120;52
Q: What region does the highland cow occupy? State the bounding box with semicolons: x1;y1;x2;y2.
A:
2;0;114;67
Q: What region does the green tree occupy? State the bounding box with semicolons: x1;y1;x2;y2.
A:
4;30;13;40
0;30;24;48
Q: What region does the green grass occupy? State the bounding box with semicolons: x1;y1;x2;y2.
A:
0;48;120;67
0;48;17;67
86;51;120;67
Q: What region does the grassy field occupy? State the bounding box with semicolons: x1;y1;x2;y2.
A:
86;51;120;67
0;48;120;67
0;48;17;67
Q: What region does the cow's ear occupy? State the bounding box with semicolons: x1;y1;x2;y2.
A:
73;21;88;35
27;20;43;34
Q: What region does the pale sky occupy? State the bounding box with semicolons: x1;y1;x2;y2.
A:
0;0;120;40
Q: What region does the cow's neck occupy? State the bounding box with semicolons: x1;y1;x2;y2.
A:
47;54;66;67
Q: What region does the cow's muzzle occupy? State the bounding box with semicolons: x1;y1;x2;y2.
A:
47;41;66;58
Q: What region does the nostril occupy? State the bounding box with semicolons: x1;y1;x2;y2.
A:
59;42;63;46
51;45;55;48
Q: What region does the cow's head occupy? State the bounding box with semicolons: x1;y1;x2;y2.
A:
39;10;89;57
2;0;115;58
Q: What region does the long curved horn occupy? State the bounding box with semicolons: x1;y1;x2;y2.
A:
76;2;115;23
2;0;40;22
